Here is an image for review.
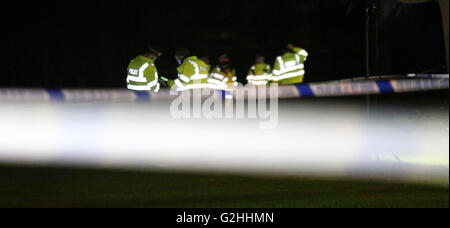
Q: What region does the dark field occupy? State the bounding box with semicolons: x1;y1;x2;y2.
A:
0;165;448;208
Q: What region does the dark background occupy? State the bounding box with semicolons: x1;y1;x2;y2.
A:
1;0;446;88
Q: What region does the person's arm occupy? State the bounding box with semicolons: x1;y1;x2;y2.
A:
266;64;272;74
293;47;309;62
167;79;175;88
145;64;160;92
231;69;238;86
209;67;226;82
173;61;198;89
173;62;188;89
158;75;169;87
208;67;227;89
206;64;211;75
270;57;282;82
247;66;255;82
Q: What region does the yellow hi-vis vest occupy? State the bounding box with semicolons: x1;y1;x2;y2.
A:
126;55;160;92
173;56;210;91
209;66;237;89
247;63;272;86
272;47;308;84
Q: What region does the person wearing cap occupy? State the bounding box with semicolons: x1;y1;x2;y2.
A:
169;48;210;91
247;54;272;86
126;46;162;92
271;44;309;84
209;54;238;89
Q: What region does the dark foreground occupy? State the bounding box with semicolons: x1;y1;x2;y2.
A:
0;165;447;208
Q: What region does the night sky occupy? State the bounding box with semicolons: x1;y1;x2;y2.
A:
1;0;446;88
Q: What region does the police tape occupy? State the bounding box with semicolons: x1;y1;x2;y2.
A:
287;77;449;98
329;73;449;83
0;75;448;101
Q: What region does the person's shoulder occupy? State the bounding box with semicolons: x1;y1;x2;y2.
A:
144;58;156;68
189;56;202;63
136;55;155;64
129;55;140;62
180;58;190;66
279;53;290;59
197;58;208;66
285;52;295;57
128;55;144;65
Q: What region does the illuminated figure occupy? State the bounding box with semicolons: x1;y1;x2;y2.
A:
169;48;210;91
271;44;309;84
209;54;238;89
247;54;272;86
126;46;162;92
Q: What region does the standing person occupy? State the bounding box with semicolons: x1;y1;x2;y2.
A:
169;48;210;91
271;44;309;84
209;54;238;89
247;54;272;86
126;46;162;92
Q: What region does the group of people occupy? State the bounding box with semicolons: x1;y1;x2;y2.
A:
126;44;308;92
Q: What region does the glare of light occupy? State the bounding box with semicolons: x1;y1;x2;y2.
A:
0;100;448;185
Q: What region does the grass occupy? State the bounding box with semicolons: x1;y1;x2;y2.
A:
0;165;448;208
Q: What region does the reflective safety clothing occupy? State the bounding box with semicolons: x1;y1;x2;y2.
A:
173;56;210;91
272;47;308;84
209;66;238;89
247;63;272;86
126;55;160;92
205;64;211;75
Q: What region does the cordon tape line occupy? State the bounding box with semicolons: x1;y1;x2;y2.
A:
0;75;448;101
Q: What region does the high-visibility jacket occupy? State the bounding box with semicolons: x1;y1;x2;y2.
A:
205;64;211;75
209;66;238;89
247;63;272;86
126;55;160;92
272;47;308;84
173;56;210;91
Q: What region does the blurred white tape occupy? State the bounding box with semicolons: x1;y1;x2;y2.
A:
0;100;448;184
